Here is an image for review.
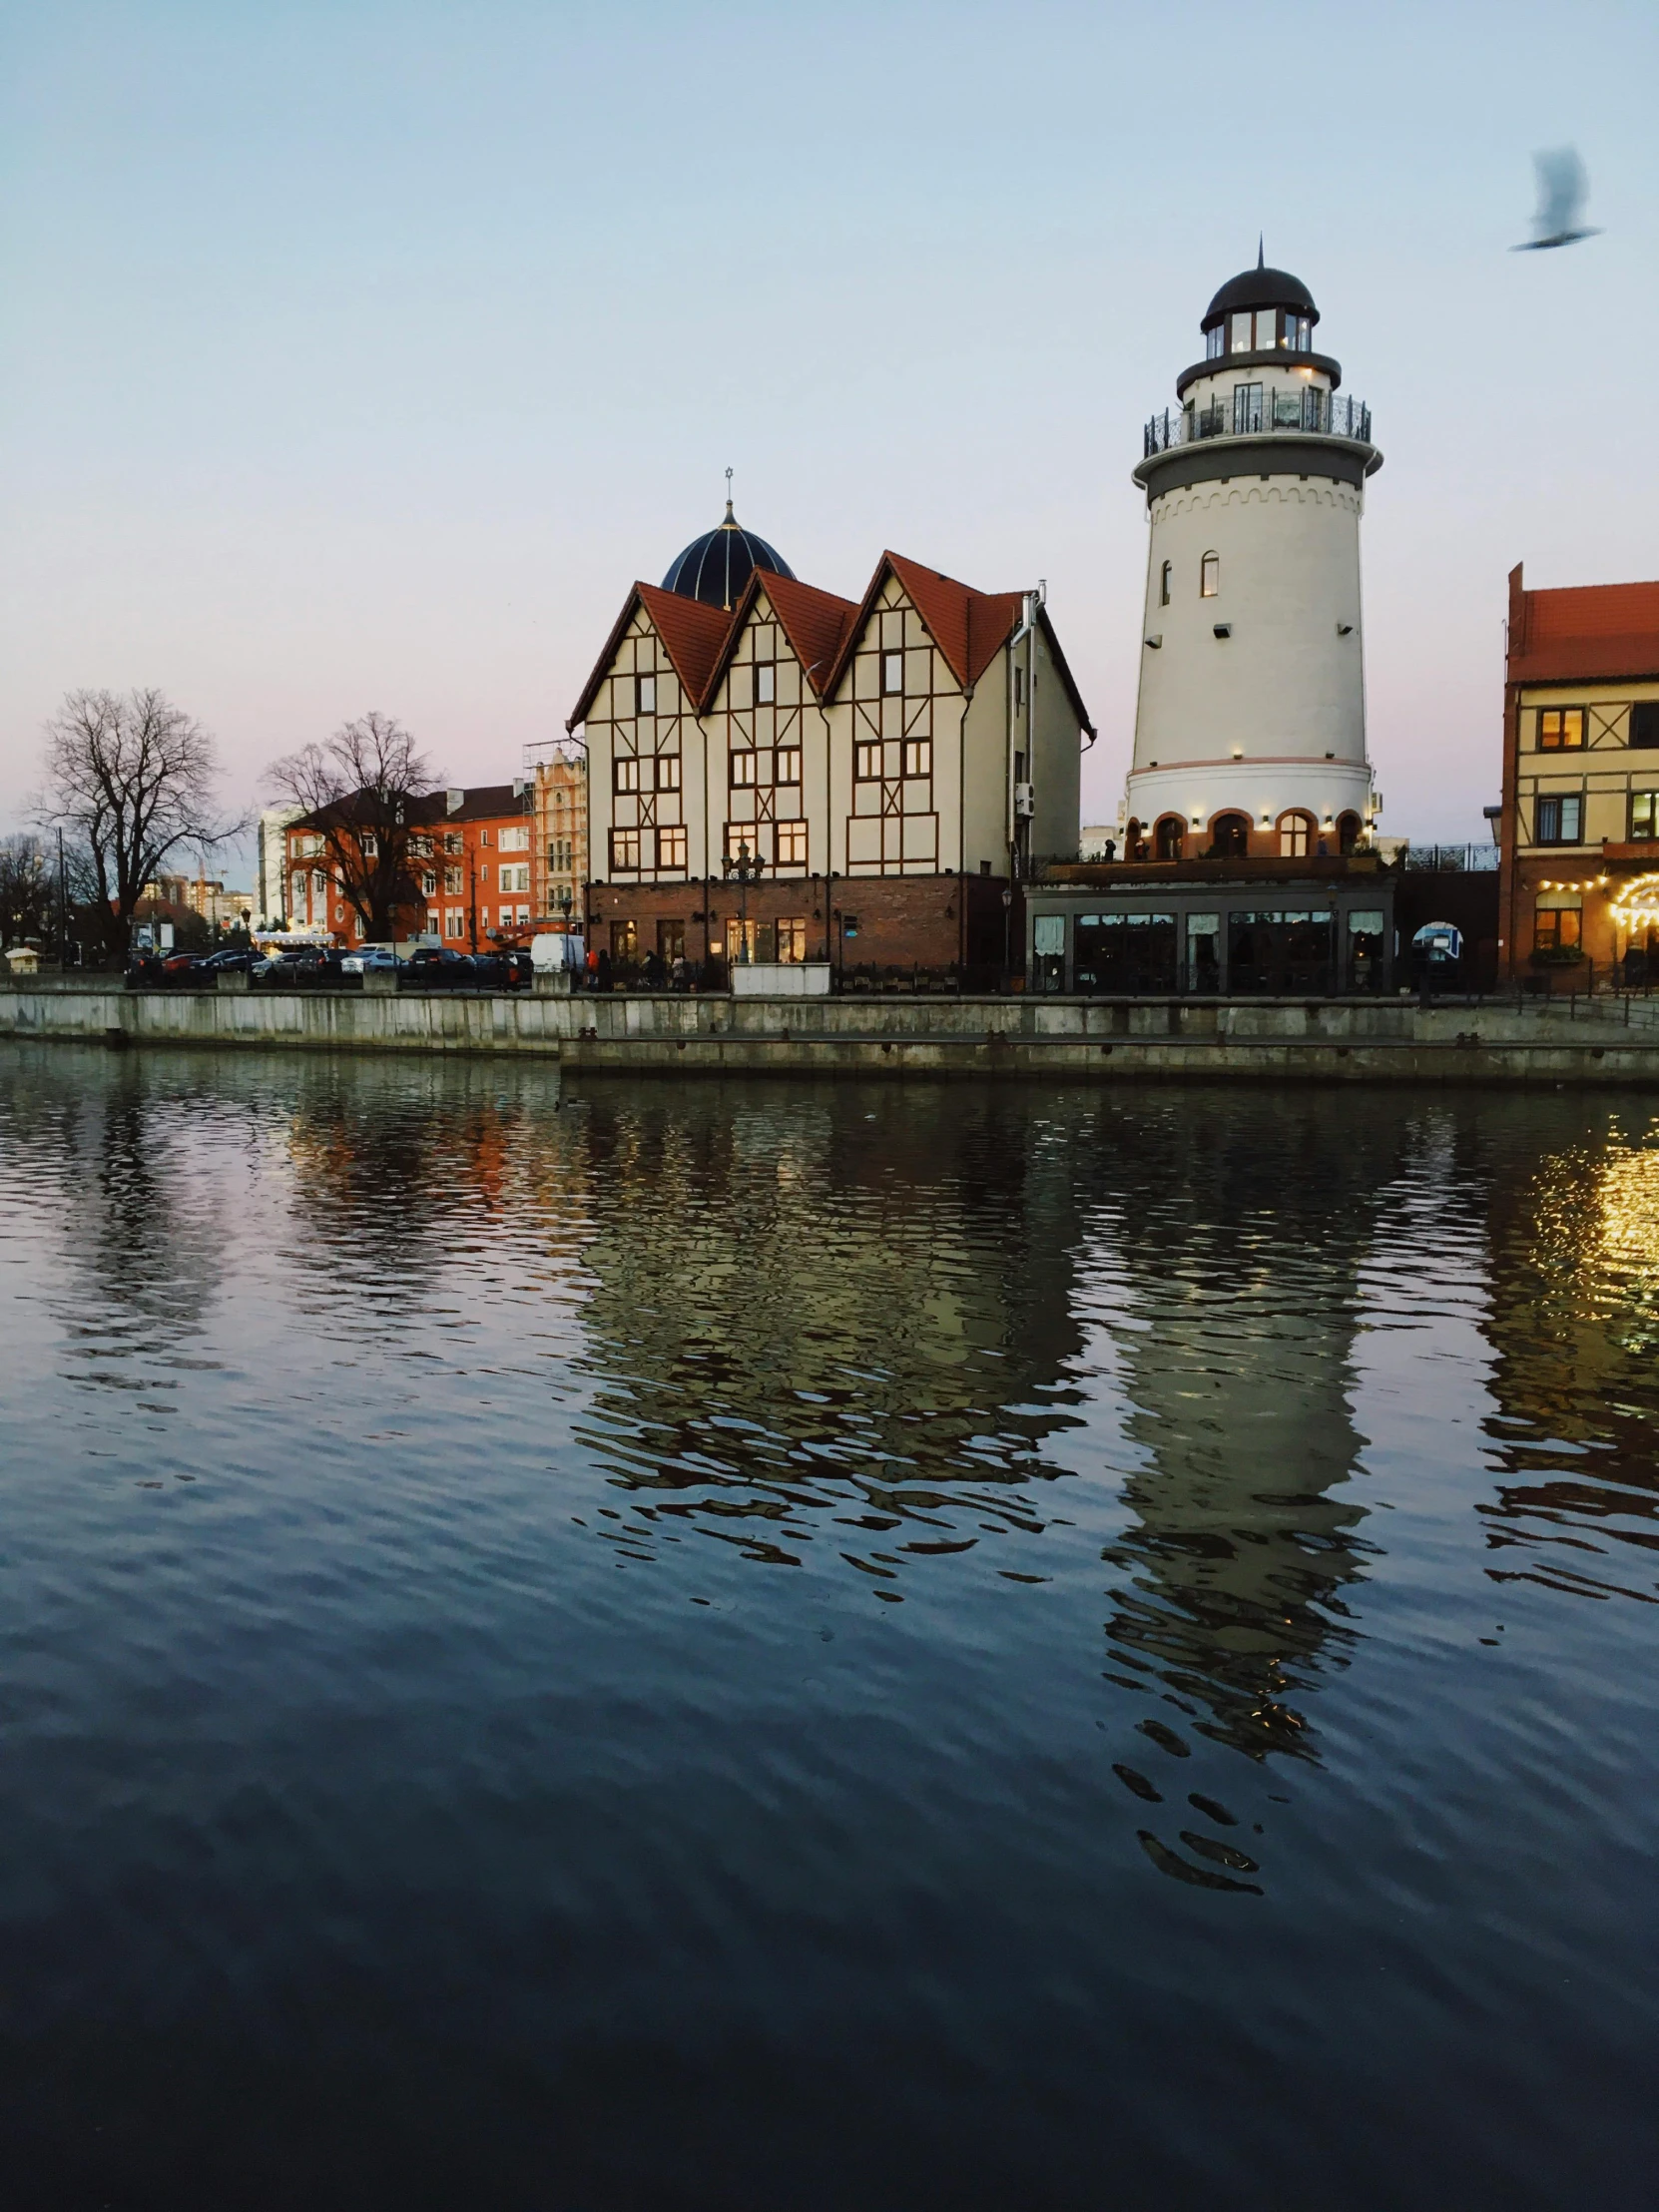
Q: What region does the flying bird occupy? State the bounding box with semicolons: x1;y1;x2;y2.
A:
1513;148;1601;250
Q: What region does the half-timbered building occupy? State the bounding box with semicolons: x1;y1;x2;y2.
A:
569;504;1092;980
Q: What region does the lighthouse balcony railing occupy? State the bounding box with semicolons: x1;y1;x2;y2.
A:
1143;388;1373;457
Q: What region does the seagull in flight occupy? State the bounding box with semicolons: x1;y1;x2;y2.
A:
1514;148;1601;250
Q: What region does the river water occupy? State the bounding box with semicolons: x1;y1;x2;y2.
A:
0;1042;1655;2208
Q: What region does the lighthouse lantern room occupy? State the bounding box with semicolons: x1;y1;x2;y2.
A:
1126;254;1382;862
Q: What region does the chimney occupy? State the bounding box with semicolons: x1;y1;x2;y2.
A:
446;788;465;816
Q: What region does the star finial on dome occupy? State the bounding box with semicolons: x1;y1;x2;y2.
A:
724;464;735;525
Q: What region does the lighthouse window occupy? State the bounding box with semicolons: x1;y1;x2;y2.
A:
1254;309;1279;350
1159;561;1172;606
1206;324;1225;360
1230;311;1253;353
1200;552;1220;598
1296;315;1313;351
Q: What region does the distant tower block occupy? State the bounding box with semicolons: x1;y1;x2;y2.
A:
1128;254;1383;862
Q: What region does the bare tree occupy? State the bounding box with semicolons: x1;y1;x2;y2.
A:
267;712;439;942
0;835;50;948
40;689;238;938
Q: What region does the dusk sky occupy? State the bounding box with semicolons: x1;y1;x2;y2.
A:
4;0;1656;868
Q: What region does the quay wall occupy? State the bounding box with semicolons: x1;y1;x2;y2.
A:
2;982;1658;1084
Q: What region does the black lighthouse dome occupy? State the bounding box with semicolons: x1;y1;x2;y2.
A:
1203;263;1318;331
662;499;795;611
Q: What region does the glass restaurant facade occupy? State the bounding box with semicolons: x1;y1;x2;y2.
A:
1025;878;1396;997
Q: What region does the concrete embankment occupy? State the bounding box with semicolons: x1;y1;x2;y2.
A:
2;980;1657;1084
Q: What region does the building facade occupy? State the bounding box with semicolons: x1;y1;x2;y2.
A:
284;782;537;947
570;506;1092;980
528;744;589;931
1127;254;1383;863
1499;564;1659;983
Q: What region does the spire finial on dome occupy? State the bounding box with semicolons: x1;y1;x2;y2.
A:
1258;234;1265;270
723;464;735;525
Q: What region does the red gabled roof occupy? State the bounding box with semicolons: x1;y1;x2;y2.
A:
566;582;733;730
569;552;1094;734
1507;562;1659;685
758;569;860;695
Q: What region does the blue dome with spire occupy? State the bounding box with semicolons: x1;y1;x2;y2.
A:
663;498;794;611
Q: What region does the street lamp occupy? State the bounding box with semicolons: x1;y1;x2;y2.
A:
723;840;760;964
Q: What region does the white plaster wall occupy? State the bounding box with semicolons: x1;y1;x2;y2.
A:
1133;474;1368;779
1124;759;1374;838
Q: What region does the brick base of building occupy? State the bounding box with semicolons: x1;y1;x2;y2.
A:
584;871;1022;984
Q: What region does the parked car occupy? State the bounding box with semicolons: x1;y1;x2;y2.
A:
467;949;531;989
403;946;478;988
200;948;257;973
256;945;347;982
341;945;399;974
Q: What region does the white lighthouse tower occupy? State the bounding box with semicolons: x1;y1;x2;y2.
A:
1126;253;1382;862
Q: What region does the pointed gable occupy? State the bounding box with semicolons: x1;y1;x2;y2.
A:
567;582;734;730
760;570;860;697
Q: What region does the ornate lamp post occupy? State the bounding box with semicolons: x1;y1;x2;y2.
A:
723;840;760;965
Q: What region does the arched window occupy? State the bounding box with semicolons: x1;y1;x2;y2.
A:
1154;816;1185;860
1200;551;1220;599
1337;811;1362;854
1279;811;1314;857
1210;814;1250;858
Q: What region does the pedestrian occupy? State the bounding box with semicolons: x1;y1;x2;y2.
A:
597;947;613;993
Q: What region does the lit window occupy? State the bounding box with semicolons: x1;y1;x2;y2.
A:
1279;813;1313;857
1534;795;1583;844
1201;552;1220;598
1630;791;1658;839
777;918;807;962
1230;311;1252;352
881;652;903;695
657;825;687;870
756;663;776;705
730;750;757;788
1159;561;1171;606
637;675;656;716
1538;709;1584;751
725;826;757;865
776;821;809;865
654;754;681;792
855;742;881;781
775;747;802;786
610;829;641;870
903;740;931;779
614;757;640;794
1533;905;1581;950
1296;315;1312;350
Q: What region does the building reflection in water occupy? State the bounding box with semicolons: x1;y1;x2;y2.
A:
1094;1101;1398;1768
1478;1118;1659;1608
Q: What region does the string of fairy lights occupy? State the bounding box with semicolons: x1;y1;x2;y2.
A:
1533;872;1659;933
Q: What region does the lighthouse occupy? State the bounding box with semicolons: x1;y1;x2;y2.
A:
1126;254;1382;862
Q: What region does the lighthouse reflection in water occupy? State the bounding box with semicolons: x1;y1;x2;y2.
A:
0;1049;1656;2206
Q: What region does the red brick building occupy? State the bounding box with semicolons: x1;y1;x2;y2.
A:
284;782;537;948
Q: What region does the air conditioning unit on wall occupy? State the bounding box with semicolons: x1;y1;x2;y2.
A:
1014;783;1035;818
